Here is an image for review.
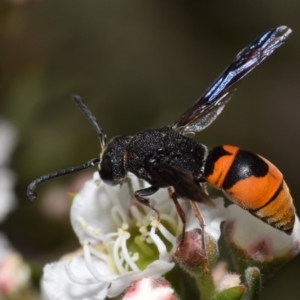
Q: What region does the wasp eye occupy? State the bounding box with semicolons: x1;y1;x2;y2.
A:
99;155;115;185
99;135;131;185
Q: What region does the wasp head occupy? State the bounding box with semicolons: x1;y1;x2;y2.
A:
99;135;132;185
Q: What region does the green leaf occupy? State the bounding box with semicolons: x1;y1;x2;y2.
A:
211;286;245;300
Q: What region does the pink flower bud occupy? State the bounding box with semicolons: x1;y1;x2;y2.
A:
173;229;218;276
0;252;30;297
122;277;178;300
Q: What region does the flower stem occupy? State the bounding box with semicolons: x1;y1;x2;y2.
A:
195;272;215;300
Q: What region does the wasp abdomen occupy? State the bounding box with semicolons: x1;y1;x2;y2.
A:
204;145;295;234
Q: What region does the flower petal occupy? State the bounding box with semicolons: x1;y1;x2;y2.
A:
42;257;110;300
186;197;227;241
71;173;118;243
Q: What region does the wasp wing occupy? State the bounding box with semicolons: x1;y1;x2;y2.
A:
172;26;292;134
147;163;214;207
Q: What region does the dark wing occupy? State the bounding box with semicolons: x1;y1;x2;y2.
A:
148;163;214;207
172;26;292;134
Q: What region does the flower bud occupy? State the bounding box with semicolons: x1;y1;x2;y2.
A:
122;277;178;300
173;229;218;276
212;262;245;298
224;204;300;279
215;273;241;293
0;251;31;297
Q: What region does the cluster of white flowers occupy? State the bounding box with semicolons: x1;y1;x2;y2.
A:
0;119;17;222
0;119;32;298
0;234;31;298
42;172;228;300
40;154;300;299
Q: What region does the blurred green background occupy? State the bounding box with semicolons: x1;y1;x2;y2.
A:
1;0;300;299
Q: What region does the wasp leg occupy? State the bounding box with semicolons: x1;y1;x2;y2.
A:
134;186;160;222
168;188;186;248
190;201;209;273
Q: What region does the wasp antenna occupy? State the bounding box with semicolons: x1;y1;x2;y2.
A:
27;157;100;201
72;95;107;151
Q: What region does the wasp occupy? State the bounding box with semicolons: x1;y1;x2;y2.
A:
28;27;295;267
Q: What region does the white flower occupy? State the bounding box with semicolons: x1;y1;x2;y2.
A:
42;172;227;299
42;173;178;300
0;120;27;297
224;204;300;261
0;119;17;222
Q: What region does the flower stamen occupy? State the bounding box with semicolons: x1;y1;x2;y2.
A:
150;215;160;228
131;206;143;226
80;220;88;229
149;227;168;261
121;236;140;272
94;178;101;186
65;258;97;285
132;252;139;262
89;246;109;262
122;222;129;230
158;223;176;245
77;217;103;240
113;236;126;274
83;245;105;281
146;237;154;244
93;228;101;236
111;206;127;227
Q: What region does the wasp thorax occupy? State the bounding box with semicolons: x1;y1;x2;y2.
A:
99;135;132;185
